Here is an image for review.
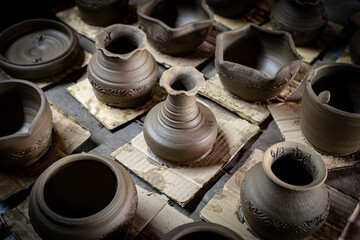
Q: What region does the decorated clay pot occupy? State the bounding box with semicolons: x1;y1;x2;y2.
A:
240;142;330;240
350;30;360;65
206;0;259;18
88;24;158;108
137;0;214;56
162;222;244;240
75;0;129;26
0;80;52;170
215;23;302;102
143;66;217;164
270;0;328;46
0;19;81;80
300;63;360;155
29;153;138;240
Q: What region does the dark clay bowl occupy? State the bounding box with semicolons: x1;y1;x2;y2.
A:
206;0;259;18
0;19;81;80
350;30;360;66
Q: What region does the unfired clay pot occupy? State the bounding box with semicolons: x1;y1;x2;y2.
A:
215;23;302;101
162;222;244;240
88;24;158;108
300;63;360;155
240;142;330;240
0;80;52;170
137;0;214;56
75;0;129;26
0;19;81;80
206;0;259;18
143;66;217;164
29;153;138;240
270;0;328;46
350;30;360;66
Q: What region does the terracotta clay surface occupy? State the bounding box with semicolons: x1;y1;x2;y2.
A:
138;0;213;56
0;19;81;80
300;63;360;155
88;24;158;108
0;79;52;170
240;142;330;240
29;153;137;240
206;0;259;18
143;66;217;164
215;23;302;102
350;30;360;65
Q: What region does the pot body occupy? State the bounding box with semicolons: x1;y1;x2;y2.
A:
29;153;138;240
206;0;259;18
0;80;53;169
350;30;360;66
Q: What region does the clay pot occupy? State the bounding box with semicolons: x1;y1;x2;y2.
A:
0;19;81;80
0;79;52;170
75;0;129;27
240;142;330;240
300;63;360;155
206;0;259;18
29;153;138;240
137;0;214;56
88;24;158;108
215;23;302;102
350;30;360;66
270;0;328;46
162;222;244;240
143;66;217;164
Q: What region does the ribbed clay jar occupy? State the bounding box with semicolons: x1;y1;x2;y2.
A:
300;63;360;155
0;79;52;170
88;24;158;108
143;66;218;164
29;153;138;240
206;0;259;18
240;142;330;240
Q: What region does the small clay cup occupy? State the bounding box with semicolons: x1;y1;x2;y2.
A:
29;153;138;240
138;0;214;56
350;30;360;66
215;23;302;101
206;0;259;18
240;142;330;240
300;63;360;155
0;79;52;170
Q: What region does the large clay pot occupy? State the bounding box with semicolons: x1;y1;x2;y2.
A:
75;0;129;26
88;24;158;108
0;80;52;170
29;153;138;240
350;30;360;66
270;0;328;46
206;0;259;18
300;63;360;155
143;66;217;164
137;0;214;56
162;222;244;240
240;142;330;240
215;23;302;102
0;19;81;80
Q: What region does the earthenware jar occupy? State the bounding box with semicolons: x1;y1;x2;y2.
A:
162;222;244;240
143;66;217;164
29;153;138;240
88;24;158;108
350;30;360;65
0;80;52;170
75;0;129;26
206;0;259;18
0;19;81;80
300;63;360;155
137;0;214;56
270;0;328;46
240;142;330;240
215;23;302;102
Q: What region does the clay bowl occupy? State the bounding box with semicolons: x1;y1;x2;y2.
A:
215;23;302;101
162;222;244;240
0;79;52;170
29;153;138;240
206;0;259;18
0;19;81;80
350;30;360;65
137;0;214;56
300;63;360;155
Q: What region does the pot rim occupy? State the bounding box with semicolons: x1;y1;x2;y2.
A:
262;142;327;192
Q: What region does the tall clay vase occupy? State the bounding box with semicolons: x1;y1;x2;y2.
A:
300;63;360;155
88;24;158;108
270;0;328;46
206;0;259;18
29;153;138;240
240;142;330;240
0;80;52;170
143;66;217;164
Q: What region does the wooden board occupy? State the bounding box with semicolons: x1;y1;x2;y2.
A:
336;45;352;64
